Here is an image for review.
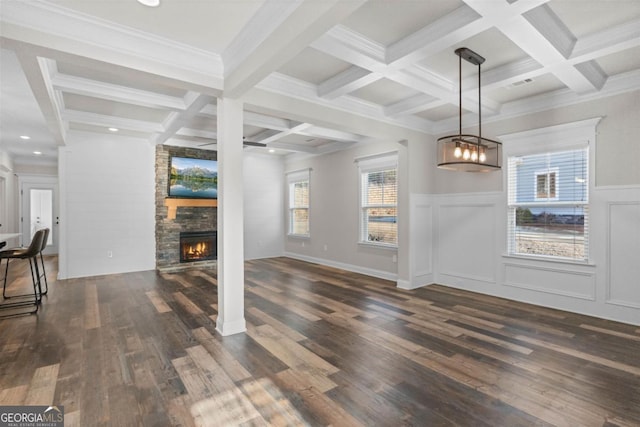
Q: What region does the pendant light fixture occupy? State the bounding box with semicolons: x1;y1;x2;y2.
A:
437;47;501;172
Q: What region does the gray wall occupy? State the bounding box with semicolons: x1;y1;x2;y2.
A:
244;152;285;260
433;90;640;193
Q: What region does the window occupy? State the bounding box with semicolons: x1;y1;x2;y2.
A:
535;168;558;200
287;169;310;236
508;149;588;261
357;153;398;246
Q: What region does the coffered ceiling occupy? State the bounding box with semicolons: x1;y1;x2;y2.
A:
1;0;639;168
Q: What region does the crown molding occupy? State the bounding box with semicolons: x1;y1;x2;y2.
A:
51;73;186;111
62;109;163;133
0;0;223;82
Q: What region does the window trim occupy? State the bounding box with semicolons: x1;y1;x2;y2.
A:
356;152;398;248
286;168;311;237
500;118;601;264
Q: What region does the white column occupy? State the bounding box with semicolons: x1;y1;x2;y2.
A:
215;97;246;336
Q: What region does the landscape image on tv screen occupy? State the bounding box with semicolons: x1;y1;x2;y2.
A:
169;156;218;198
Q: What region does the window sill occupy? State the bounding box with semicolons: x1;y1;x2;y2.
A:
502;253;595;267
287;234;310;239
358;241;398;251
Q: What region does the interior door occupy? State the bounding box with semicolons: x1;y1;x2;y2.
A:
0;177;5;234
21;181;59;255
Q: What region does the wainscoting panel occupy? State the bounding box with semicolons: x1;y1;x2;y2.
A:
504;262;596;300
425;188;639;326
607;202;640;308
410;194;432;287
438;202;497;284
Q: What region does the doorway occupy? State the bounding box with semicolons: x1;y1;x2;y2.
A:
0;177;5;234
20;178;58;255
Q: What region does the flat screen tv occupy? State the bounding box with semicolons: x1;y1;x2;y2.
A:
168;156;218;199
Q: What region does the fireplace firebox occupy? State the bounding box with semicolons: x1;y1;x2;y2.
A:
179;231;217;263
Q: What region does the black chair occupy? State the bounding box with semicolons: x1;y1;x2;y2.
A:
0;229;47;317
37;228;50;295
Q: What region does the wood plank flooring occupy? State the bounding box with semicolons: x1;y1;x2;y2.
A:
1;256;639;426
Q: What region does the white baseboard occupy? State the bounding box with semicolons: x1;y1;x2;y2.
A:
284;252;397;281
215;318;247;336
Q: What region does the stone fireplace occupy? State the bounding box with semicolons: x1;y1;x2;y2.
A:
155;145;217;271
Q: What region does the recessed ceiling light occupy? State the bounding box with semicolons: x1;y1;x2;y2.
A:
33;151;42;155
108;127;119;132
268;149;275;153
20;135;30;140
137;0;160;6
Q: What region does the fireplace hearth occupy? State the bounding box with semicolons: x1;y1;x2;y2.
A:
179;231;217;263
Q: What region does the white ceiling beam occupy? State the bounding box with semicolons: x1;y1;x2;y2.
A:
464;0;601;94
267;141;318;154
165;137;216;150
244;111;292;131
481;16;639;93
312;25;387;70
151;92;212;145
222;0;305;80
386;6;484;68
386;0;549;68
176;128;217;140
479;58;543;91
14;53;66;145
316;140;357;155
297;126;363;143
51;73;186;111
311;25;496;115
255;72;433;133
571;18;640;61
223;0;368;98
200;104;294;132
0;1;224;89
318;66;381;99
523;4;575;59
246;129;279;143
63;109;162;133
384;94;441;117
255;122;312;145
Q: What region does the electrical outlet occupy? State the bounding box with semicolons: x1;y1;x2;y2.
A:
107;250;113;258
301;241;305;247
323;244;328;251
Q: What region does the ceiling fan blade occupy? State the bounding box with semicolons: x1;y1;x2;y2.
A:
242;141;267;147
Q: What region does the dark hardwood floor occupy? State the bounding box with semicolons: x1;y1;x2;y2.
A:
1;256;639;426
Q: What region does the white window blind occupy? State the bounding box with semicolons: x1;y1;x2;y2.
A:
508;148;588;261
286;169;310;236
357;153;398;246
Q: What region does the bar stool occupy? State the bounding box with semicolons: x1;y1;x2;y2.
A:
0;229;47;317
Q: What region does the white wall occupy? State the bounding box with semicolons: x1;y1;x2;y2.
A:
433;90;640;193
409;94;640;325
58;131;156;279
408;187;640;325
0;150;19;235
243;152;285;260
283;140;402;280
57;133;287;278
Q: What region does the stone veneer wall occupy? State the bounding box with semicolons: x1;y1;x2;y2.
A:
155;145;217;270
